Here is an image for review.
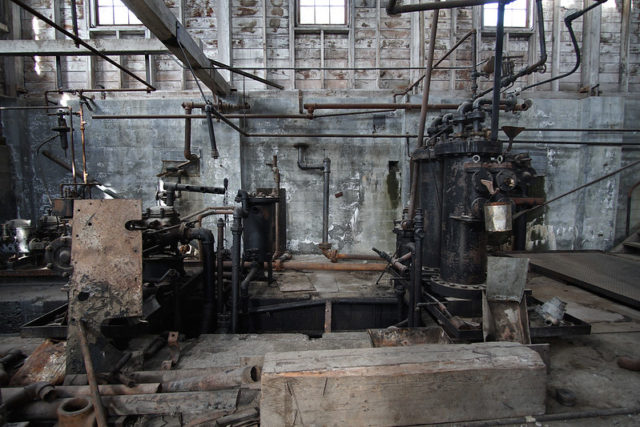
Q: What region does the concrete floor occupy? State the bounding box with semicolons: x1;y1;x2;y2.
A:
1;267;639;424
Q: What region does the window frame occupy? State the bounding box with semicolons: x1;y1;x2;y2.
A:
89;0;144;29
296;0;349;31
481;0;534;35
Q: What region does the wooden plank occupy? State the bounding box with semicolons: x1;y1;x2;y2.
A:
261;342;546;426
0;39;169;56
120;0;231;96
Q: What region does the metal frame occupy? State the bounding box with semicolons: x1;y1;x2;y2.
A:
481;0;534;32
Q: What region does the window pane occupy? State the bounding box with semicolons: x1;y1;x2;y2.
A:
483;8;497;27
299;6;315;24
330;6;345;24
97;0;113;6
98;6;114;25
113;5;129;24
315;6;330;24
329;0;345;6
299;0;314;6
129;11;141;25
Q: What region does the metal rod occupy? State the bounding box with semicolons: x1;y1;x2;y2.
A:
514;158;640;220
8;0;155;91
408;4;440;223
304;103;456;112
76;320;108;427
78;103;88;184
387;0;499;14
210;59;284;90
399;30;474;97
0;105;62;111
490;1;506;142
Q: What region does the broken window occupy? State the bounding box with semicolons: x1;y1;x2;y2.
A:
96;0;142;26
483;0;530;29
298;0;347;26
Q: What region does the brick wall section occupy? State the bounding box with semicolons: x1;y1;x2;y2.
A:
9;0;640;96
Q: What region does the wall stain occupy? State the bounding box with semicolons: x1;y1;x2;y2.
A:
237;7;258;16
240;20;258;33
386;161;400;211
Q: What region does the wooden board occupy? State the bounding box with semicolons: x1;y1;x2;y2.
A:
261;342;546;426
67;199;143;374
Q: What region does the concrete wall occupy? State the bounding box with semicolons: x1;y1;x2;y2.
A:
3;91;639;254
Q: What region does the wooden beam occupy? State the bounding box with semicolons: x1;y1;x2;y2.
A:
581;0;601;91
120;0;231;97
0;39;169;56
619;0;631;91
261;342;546;426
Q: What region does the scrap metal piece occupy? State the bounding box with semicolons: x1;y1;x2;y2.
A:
66;200;143;374
486;256;529;302
535;297;567;326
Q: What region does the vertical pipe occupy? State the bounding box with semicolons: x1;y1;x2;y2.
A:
322;158;331;247
68;107;77;187
78;104;88;184
490;1;506;142
413;209;424;326
471;31;478;96
407;4;439;221
231;209;243;333
216;218;225;315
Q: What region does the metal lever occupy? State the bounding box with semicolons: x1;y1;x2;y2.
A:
205;103;219;159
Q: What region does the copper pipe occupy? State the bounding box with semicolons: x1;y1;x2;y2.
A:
304;103;457;113
78;104;88;184
276;261;386;272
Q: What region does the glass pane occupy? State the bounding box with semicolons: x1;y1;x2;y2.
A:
330;0;345;6
299;0;314;6
315;0;332;5
113;5;129;24
129;11;141;25
98;6;114;25
315;6;330;24
330;6;345;24
97;0;113;6
299;6;315;24
509;9;527;27
483;8;497;27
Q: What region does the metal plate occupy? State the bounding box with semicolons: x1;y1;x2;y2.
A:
67;199;142;373
509;251;640;309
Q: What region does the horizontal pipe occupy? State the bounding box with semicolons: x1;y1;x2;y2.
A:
0;384;159;400
0;105;63;111
387;0;498;14
304;103;457;112
160;366;259;393
277;261;386;271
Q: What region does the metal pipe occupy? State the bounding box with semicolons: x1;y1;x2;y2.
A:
322;157;331;248
160;366;259;392
210;58;284;90
8;0;154;91
182;103;197;162
76;320;108;427
276;261;387;272
216;219;225;316
413;210;424;326
387;0;499;14
514;158;640;220
78;103;88;184
185;228;215;334
408;4;440;223
489;1;507;143
67;107;77;187
40;150;120;198
0;105;62;111
626;180;640;236
397;30;475;97
240;263;260;314
304;103;456;113
230;208;243;333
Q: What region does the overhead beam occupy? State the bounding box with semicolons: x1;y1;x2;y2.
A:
0;39;169;56
120;0;231;97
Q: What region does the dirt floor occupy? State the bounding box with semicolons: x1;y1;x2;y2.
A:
0;266;639;425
